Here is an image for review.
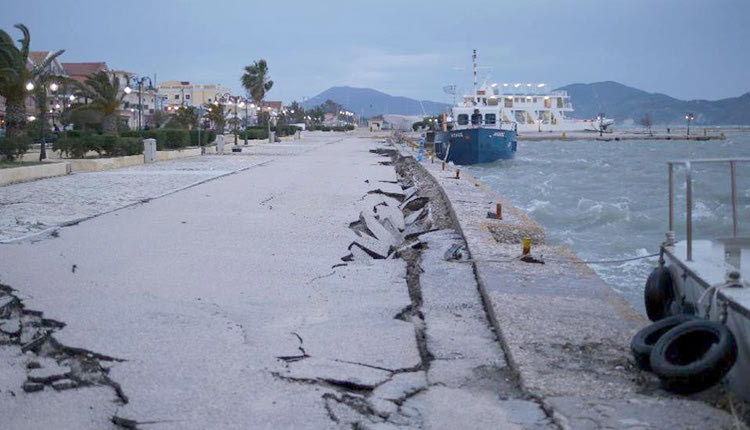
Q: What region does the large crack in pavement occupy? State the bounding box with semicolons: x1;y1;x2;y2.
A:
0;284;129;408
269;144;557;428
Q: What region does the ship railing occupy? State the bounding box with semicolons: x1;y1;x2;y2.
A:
668;158;750;260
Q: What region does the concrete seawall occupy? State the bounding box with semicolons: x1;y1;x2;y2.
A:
396;144;739;428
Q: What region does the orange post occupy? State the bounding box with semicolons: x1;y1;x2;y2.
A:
522;237;531;255
455;169;460;179
496;203;502;219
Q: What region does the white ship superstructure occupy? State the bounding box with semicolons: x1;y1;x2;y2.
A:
452;82;614;133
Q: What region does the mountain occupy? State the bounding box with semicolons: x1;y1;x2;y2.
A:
556;81;750;125
303;86;450;118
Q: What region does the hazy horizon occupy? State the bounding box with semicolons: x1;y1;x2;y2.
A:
1;0;748;104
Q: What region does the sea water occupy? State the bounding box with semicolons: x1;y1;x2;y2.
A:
466;133;750;313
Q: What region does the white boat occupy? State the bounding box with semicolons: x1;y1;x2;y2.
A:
643;158;749;399
450;81;614;134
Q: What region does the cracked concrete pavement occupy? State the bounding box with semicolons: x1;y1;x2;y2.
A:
0;131;544;429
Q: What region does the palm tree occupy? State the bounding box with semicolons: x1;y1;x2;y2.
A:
0;24;65;140
74;71;126;136
204;102;226;134
241;59;273;109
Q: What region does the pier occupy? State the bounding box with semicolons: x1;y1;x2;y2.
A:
0;130;742;428
518;130;728;141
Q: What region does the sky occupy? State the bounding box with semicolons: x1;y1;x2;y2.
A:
1;0;748;105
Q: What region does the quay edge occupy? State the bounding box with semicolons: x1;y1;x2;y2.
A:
393;142;742;429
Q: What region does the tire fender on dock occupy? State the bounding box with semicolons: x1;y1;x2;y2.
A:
650;320;738;394
630;315;696;371
645;265;675;321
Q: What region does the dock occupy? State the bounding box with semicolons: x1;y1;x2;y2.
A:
0;130;743;429
518;130;727;141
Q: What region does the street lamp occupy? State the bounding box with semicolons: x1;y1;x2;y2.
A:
124;75;154;131
26;82;34;91
223;94;245;145
685;113;694;136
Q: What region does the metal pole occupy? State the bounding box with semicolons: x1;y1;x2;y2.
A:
730;160;738;237
234;101;238;145
137;80;142;131
244;102;248;145
685;161;692;261
668;163;674;232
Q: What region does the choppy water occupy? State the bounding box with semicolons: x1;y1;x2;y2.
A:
466;133;750;313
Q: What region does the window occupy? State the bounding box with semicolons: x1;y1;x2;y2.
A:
174;95;179;100
185;95;191;100
557;98;563;108
457;114;469;125
485;113;496;125
504;98;513;108
471;113;481;125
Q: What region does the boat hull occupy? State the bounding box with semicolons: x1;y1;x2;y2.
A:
662;241;750;401
434;128;517;165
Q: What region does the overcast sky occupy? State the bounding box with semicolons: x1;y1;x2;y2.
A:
1;0;748;104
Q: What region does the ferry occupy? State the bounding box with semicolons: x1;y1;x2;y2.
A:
635;158;749;399
454;83;614;134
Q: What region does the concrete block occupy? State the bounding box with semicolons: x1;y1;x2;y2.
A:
361;211;400;248
28;363;71;383
69;155;144;172
0;162;69;186
22;381;44;393
216;135;225;154
375;203;405;231
143;138;157;163
156;148;202;161
51;378;78;391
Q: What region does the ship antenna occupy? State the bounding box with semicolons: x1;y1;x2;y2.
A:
472;49;477;100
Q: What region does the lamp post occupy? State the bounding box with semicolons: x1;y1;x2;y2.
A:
124;75;154;131
224;94;245;145
685;113;694;137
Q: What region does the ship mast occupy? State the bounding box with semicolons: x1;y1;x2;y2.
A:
472;49;477;104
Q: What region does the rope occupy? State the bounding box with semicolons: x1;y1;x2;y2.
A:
449;252;659;265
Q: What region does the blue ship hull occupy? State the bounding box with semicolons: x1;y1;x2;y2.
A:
433;128;517;165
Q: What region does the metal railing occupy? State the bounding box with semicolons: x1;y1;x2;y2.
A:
668;158;750;261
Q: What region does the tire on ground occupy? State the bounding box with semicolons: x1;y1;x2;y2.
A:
644;266;675;321
630;315;696;371
650;320;737;394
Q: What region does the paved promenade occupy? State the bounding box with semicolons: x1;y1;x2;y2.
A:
0;132;549;429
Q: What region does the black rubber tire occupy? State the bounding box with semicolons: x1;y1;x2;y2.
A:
650;320;738;394
630;315;696;371
644;266;674;321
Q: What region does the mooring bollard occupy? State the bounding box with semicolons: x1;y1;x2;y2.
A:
442;161;445;171
455;169;460;179
522;237;531;255
496;203;502;219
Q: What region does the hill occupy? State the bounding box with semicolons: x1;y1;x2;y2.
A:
556;81;750;125
302;86;450;118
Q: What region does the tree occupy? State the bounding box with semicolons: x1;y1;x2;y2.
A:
173;106;199;129
150;110;167;129
204;103;226;133
640;113;653;136
308;106;325;125
287;100;305;123
74;71;126;136
0;24;64;142
241;59;273;108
